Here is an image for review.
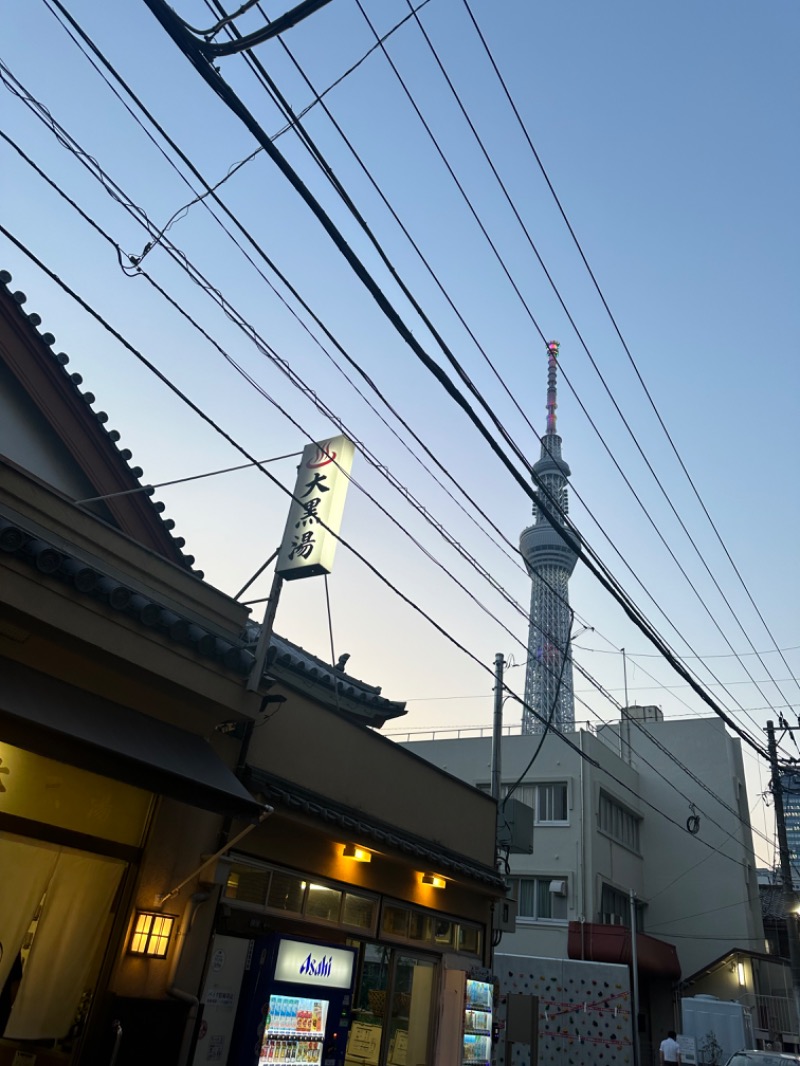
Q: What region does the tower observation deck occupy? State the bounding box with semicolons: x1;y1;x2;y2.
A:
520;341;580;734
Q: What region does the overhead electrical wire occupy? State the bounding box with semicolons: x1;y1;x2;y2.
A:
136;3;775;760
10;6;789;767
4;109;774;832
3;95;780;788
36;0;785;758
5;10;772;763
1;123;591;722
357;0;795;731
37;0;529;585
0;22;612;706
3;9;783;895
3;120;635;750
1;225;767;877
454;0;800;712
206;0;792;736
210;0;542;443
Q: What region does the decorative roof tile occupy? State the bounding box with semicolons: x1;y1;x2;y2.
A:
1;269;200;575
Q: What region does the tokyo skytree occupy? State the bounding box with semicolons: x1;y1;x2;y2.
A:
520;342;580;734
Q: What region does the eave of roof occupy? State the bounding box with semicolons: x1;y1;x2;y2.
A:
264;632;406;725
0;270;199;573
0;510;406;724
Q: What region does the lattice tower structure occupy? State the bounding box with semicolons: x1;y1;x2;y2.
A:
520;342;581;734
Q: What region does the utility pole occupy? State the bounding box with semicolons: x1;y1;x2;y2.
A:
629;889;641;1066
766;720;800;1034
491;653;505;803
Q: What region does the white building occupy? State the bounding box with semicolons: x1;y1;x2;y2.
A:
401;707;765;1047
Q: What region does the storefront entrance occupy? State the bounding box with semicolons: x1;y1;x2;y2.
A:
0;740;150;1064
346;947;436;1066
0;835;126;1050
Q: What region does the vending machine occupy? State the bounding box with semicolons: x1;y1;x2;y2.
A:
436;969;494;1066
230;934;357;1066
462;978;493;1065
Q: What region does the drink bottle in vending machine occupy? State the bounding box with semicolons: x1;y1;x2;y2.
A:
230;935;357;1066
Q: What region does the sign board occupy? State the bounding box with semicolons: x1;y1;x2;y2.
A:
274;939;354;989
678;1034;697;1064
346;1022;382;1065
276;435;355;580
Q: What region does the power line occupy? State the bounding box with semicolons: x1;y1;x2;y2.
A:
17;4;770;760
1;104;611;736
213;0;790;738
36;0;530;586
1;229;767;876
138;5;772;759
455;0;800;712
32;2;782;754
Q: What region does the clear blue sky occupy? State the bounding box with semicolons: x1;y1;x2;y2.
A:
3;0;798;861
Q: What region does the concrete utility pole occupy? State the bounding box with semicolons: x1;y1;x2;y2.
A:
629;889;641;1066
766;719;800;1034
491;653;505;803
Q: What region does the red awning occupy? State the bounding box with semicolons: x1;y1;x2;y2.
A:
567;922;681;981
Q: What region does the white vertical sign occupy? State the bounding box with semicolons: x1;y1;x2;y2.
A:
276;435;355;581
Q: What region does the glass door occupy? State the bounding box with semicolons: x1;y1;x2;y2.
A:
345;947;437;1066
386;954;436;1066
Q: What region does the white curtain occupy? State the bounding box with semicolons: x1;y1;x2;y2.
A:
0;836;58;992
5;849;124;1040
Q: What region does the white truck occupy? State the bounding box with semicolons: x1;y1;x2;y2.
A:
681;994;754;1065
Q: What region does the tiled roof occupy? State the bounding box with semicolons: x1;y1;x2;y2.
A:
0;270;406;726
761;883;792;920
264;630;406;724
0;512;405;724
0;269;199;574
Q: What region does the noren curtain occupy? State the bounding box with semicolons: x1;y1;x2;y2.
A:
0;835;124;1040
0;837;58;994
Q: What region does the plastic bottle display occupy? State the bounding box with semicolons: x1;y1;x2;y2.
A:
259;995;329;1066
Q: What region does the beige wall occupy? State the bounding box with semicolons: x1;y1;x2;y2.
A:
247;694;498;868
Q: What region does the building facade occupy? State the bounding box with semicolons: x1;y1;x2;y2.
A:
402;706;765;1057
780;772;800;886
0;270;504;1066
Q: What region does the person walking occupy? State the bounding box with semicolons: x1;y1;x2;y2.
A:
659;1029;681;1065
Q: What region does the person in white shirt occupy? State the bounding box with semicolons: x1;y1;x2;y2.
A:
659;1030;681;1065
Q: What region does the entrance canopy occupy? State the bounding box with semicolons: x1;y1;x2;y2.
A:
568;921;681;980
0;660;263;819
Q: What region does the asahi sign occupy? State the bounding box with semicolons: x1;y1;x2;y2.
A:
276;435;355;581
273;939;354;989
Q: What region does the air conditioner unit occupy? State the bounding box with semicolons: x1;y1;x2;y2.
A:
549;879;567;897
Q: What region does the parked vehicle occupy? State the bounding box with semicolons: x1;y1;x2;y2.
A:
682;994;754;1065
724;1053;800;1066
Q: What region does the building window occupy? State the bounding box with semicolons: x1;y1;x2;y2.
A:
508;877;568;922
535;783;569;824
598;791;640;851
495;783;568;825
380;903;483;957
599;883;642;930
224;856;378;933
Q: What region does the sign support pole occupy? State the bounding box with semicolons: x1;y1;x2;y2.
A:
246;565;285;692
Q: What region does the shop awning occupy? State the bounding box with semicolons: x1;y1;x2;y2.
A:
0;660;264;819
567;921;681;980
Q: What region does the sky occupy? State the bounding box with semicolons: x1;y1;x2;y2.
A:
2;0;799;866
